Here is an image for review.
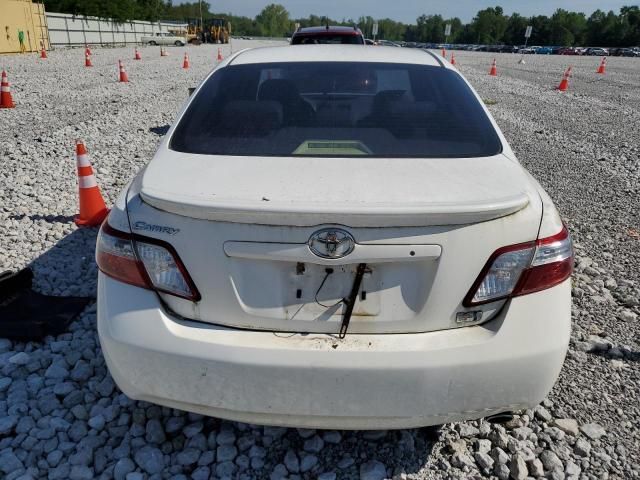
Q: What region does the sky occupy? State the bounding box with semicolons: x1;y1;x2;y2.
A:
199;0;634;23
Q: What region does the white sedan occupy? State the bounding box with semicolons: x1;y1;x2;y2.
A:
96;45;573;429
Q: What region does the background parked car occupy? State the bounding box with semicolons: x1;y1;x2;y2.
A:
583;47;609;56
291;26;365;45
616;48;640;57
377;39;401;47
141;32;187;46
519;46;540;54
558;47;579;55
499;45;519;53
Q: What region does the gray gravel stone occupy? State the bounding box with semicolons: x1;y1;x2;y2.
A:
509;453;528;480
182;422;203;438
574;438;592;457
70;362;93;382
579;422;606;440
251;456;265;470
0;416;18;435
216;429;235;445
271;463;288;480
0;339;12;353
318;472;337;480
458;423;480;438
528;457;545;477
249;445;266;458
359;460;387;480
113;458;135;480
0;377;12;392
197;450;214;466
554;418;579;436
87;415;105;431
144;419;165;444
95;377;115;397
69;465;93;480
44;364;69;380
474;438;492;454
540;450;564;472
216;444;237;463
176;448;200;466
300;454;318;473
0;450;24;475
9;352;30;365
191;466;210;480
284;450;300;473
490;447;509;465
216;460;236;477
133;446;164;474
474;451;494;471
322;431;342;444
48;463;71;480
303;434;324;453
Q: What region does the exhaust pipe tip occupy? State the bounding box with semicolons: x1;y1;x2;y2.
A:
485;412;515;424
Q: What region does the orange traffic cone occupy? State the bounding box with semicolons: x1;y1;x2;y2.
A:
183;52;190;69
441;47;446;58
118;60;129;82
0;70;15;109
85;53;93;67
489;59;497;76
450;54;456;66
134;47;141;60
596;57;606;74
557;66;572;91
217;48;223;62
74;140;109;227
40;47;47;59
85;45;92;56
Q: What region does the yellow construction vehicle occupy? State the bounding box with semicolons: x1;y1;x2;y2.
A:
209;19;231;44
184;18;230;44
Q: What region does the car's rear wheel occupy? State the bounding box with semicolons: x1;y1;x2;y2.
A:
149;41;157;46
175;41;184;46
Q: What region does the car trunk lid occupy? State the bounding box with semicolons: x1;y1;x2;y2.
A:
127;151;543;334
140;150;530;227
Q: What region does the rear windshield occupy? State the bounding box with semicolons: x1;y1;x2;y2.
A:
170;62;502;157
291;34;364;45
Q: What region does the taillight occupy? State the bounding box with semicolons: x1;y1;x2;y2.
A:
96;222;200;301
463;225;573;307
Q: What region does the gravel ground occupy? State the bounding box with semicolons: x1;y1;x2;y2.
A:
0;43;639;480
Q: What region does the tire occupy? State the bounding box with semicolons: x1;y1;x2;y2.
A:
175;41;184;47
149;41;157;46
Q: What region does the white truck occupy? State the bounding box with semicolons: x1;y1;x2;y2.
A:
141;32;187;46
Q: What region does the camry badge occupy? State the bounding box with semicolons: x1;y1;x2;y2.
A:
308;228;355;259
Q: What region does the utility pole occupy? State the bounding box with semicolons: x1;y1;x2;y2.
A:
519;25;532;64
199;0;203;40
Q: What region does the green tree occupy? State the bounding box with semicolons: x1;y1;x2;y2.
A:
549;9;587;46
255;4;291;37
470;7;508;44
503;13;528;45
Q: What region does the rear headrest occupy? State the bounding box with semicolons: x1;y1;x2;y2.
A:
219;100;283;135
257;79;301;104
387;101;437;118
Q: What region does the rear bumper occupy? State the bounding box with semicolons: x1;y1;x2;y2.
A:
97;273;570;429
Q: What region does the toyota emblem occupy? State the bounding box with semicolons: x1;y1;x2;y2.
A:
308;228;355;259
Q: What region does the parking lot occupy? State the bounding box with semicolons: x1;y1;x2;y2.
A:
0;41;639;479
